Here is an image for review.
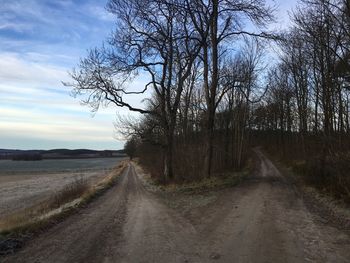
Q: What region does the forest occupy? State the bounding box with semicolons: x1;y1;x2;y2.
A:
67;0;350;201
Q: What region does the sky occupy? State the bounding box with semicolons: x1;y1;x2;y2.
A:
0;0;297;151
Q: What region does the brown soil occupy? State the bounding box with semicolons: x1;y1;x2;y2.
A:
2;152;350;262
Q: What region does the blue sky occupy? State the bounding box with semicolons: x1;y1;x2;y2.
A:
0;0;297;150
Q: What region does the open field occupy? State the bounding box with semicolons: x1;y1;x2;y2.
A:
0;158;124;175
0;158;125;219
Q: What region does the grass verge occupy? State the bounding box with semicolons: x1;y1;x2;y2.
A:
132;159;252;194
269;157;350;231
0;161;127;255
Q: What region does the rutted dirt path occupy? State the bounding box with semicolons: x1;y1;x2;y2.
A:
118;165;201;262
3;152;350;262
190;150;350;262
2;165;201;262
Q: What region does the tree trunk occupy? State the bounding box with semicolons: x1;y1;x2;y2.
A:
163;125;174;183
204;0;219;177
205;110;215;177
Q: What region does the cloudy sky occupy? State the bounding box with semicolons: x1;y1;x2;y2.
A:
0;0;297;150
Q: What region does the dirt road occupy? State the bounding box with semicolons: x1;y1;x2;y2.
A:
191;150;350;262
3;152;350;262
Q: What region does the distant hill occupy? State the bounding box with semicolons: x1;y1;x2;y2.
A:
0;148;126;160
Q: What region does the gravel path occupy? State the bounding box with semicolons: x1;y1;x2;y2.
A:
2;153;350;262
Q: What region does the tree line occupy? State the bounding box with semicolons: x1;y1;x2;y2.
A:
66;0;350;190
251;0;350;199
254;0;350;150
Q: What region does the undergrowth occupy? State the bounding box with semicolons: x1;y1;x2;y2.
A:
293;153;350;203
134;158;252;194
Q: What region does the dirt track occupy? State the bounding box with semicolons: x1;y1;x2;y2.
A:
3;152;350;262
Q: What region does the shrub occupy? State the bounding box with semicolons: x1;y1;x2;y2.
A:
49;177;89;209
295;154;350;202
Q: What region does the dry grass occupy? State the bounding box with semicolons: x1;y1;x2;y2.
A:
50;177;89;209
0;161;127;237
0;177;89;236
293;153;350;203
133;159;251;194
82;161;127;200
159;170;248;194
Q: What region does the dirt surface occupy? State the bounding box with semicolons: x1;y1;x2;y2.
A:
187;150;350;262
2;152;350;262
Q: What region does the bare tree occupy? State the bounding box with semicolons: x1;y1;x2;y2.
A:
65;0;200;182
186;0;275;176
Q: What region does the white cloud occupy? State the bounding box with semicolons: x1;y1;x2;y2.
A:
0;51;150;149
0;22;32;32
0;0;135;149
0;0;54;25
0;52;69;86
0;106;116;142
85;4;115;22
0;121;114;142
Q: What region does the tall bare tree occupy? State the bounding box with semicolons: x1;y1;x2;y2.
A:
186;0;275;176
66;0;200;182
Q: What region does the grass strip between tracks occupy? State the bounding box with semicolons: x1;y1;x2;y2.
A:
132;159;252;194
